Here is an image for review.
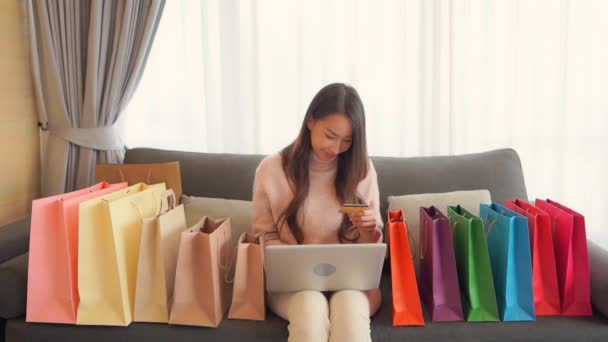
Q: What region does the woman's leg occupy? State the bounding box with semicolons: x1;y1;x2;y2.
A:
268;291;330;342
328;290;372;342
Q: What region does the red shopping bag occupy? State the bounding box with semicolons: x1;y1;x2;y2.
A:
535;199;591;316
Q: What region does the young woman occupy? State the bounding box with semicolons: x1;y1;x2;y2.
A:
252;83;383;342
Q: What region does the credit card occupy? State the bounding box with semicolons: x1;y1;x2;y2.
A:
338;203;369;214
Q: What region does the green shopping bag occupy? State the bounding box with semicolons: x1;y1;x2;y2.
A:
448;205;499;322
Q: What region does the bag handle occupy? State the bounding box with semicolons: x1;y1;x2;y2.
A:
483;214;498;239
552;215;558;235
216;220;230;269
450;206;463;235
118;167;152;184
224;246;239;284
450;206;469;235
419;207;445;259
192;217;234;284
129;200;145;224
223;232;264;284
419;215;428;260
127;191;165;224
213;219;236;285
389;211;418;258
156;189;177;217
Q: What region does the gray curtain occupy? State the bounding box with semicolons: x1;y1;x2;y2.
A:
22;0;165;196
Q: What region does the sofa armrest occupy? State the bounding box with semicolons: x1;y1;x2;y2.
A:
0;253;28;319
0;217;31;264
589;240;608;318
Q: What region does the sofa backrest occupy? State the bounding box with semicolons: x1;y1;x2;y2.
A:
124;148;528;219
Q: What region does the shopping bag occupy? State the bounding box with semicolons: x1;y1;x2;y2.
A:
26;182;127;324
480;203;535;321
96;161;183;202
388;210;425;326
169;216;233;327
133;190;187;323
77;182;165;326
535;199;592;316
505;199;560;315
448;205;499;322
419;206;463;322
227;232;265;321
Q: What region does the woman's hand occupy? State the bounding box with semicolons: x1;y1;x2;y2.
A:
348;209;377;233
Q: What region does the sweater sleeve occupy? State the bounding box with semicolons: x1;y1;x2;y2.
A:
357;160;384;243
252;161;285;246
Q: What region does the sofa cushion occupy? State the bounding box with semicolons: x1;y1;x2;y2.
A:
6;310;288;342
124;148;529;223
124;149;264;203
372;149;527;220
387;189;491;218
5;271;608;341
181;195;253;248
0;253;28;319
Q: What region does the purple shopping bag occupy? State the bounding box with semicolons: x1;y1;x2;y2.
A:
419;206;464;321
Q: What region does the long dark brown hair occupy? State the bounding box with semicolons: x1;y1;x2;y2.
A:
278;83;369;244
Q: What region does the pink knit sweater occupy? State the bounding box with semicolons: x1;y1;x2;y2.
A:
252;152;384;245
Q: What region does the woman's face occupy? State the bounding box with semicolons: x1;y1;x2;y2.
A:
307;113;353;162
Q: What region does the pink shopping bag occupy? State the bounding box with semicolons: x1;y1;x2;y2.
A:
26;182;127;324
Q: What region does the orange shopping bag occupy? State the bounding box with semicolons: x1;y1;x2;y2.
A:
26;181;127;324
388;209;425;326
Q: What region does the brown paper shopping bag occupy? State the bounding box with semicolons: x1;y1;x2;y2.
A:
169;216;233;327
228;232;265;321
95;161;183;203
134;190;188;323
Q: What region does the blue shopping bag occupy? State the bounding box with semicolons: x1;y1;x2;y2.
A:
479;203;535;321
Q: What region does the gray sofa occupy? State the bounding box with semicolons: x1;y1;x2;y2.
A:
1;147;607;341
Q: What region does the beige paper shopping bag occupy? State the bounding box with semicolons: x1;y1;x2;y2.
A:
169;216;233;327
134;190;187;323
107;183;166;322
227;232;265;321
77;182;165;326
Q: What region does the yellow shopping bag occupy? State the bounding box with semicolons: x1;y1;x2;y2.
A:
77;182;165;326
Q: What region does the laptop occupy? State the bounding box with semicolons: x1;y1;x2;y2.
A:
264;243;387;292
